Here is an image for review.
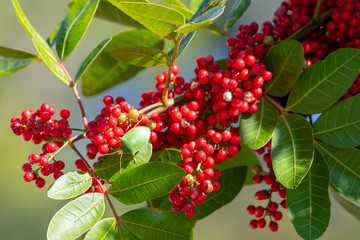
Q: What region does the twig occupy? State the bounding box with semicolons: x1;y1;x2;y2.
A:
264;94;288;114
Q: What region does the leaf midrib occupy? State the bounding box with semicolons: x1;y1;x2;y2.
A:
286;53;360;110
314;119;360;135
282;114;297;187
315;142;360;178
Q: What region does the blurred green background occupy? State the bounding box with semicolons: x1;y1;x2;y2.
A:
0;0;359;239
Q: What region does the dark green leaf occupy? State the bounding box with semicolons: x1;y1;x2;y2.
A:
287;150;331;240
286;48;360;114
108;162;185;204
176;6;225;33
108;0;185;40
162;0;194;20
0;58;36;76
111;47;169;67
95;1;144;28
0;46;38;59
315;142;360;203
167;31;196;58
47;193;105;240
47;21;63;48
75;37;111;83
12;0;71;84
95;143;152;182
263;40;304;97
47;171;92;200
215;58;228;70
240;98;279;150
271;114;314;189
331;187;360;221
56;0;100;61
121;209;193;240
84;218;122;240
121;126;151;154
190;0;225;21
313;94;360;148
185;166;247;220
225;0;252;30
150;148;182;165
217;144;258;185
81;28;163;96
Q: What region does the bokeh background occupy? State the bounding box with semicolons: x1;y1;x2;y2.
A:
0;0;359;239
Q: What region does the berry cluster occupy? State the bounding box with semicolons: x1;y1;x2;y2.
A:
84;96;149;159
10;103;71;188
247;143;287;232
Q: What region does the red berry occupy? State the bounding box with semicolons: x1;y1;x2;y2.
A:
35;178;46;188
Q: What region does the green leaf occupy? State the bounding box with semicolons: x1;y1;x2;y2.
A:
0;46;38;59
108;0;185;40
81;28;163;96
47;171;92;200
239;98;279;150
56;0;100;61
263;40;304;97
271;114;314;189
162;0;194;20
12;0;71;85
167;31;196;58
184;166;247;220
313;94;360;148
47;193;105;240
217;143;258;185
75;37;111;83
150;148;182;164
108;162;185;204
287;150;331;240
121;209;193;240
95;143;152;182
95;1;144;28
286;48;360;114
84;218;122;240
225;0;252;30
331;187;360;221
121;126;151;154
0;58;36;76
215;58;228;70
315;142;360;203
46;21;63;47
190;0;225;21
189;0;203;12
111;47;169;67
176;6;225;33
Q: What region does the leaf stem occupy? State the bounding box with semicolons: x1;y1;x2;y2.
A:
47;141;69;162
313;0;322;23
162;33;185;106
68;139;121;230
139;95;187;115
71;84;88;129
148;199;156;209
286;8;334;41
264;95;288;114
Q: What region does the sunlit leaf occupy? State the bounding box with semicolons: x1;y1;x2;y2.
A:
12;0;70;84
56;0;100;61
240;98;279;150
47;171;92;200
108;162;185;204
263;40;304;97
47;193;105;240
271;114;314;189
286;48;360;114
313;94;360;148
225;0;252;30
121;126;151;154
108;0;185;40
